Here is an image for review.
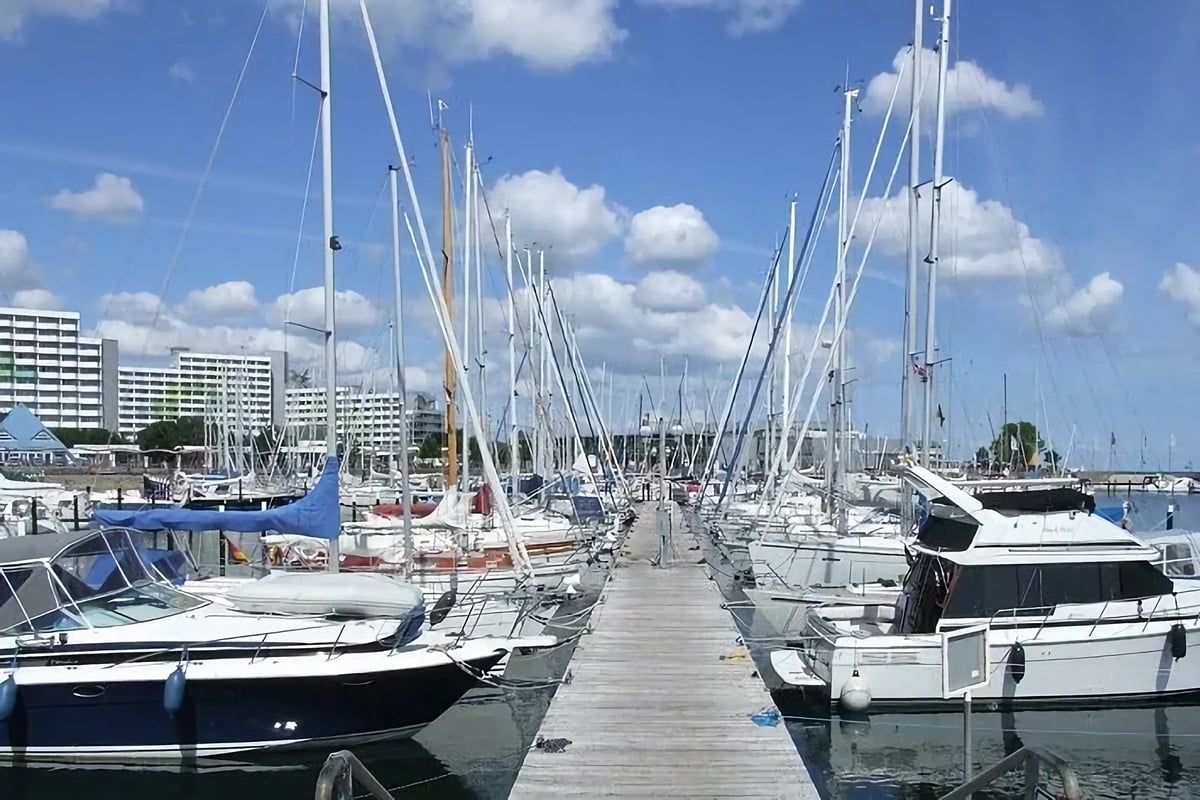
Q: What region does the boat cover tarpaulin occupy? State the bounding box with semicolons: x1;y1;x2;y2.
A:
92;457;341;540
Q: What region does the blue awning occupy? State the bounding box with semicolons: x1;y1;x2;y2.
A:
92;457;341;540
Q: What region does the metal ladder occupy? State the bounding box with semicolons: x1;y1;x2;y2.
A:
313;750;394;800
940;745;1083;799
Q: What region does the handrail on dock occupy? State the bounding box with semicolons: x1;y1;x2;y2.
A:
939;745;1082;800
314;750;393;800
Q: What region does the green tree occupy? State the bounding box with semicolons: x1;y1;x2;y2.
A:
51;428;126;447
987;421;1043;467
137;416;205;452
974;446;989;466
418;433;444;460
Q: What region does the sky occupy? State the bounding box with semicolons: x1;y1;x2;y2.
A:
0;0;1197;469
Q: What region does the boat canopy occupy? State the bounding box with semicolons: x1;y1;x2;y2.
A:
931;486;1095;514
92;457;341;540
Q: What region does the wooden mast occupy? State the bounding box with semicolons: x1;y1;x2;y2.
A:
440;124;458;488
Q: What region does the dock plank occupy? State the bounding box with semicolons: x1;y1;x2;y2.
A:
509;504;818;799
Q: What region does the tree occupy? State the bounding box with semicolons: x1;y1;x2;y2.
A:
418;433;443;460
987;421;1043;468
51;428;126;447
287;368;312;389
974;446;989;466
137;416;205;452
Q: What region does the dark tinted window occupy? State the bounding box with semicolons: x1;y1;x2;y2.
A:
944;561;1172;619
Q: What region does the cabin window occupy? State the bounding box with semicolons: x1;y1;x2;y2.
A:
1163;543;1196;577
943;561;1176;620
0;566;81;634
916;513;979;551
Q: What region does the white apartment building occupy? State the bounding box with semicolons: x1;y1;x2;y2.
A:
285;388;442;454
117;348;287;438
0;306;118;430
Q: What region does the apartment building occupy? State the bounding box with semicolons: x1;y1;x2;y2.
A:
0;306;118;430
117;348;287;438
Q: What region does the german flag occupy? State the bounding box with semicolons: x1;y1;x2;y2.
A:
223;534;251;565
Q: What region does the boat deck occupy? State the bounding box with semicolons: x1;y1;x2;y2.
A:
509;503;818;799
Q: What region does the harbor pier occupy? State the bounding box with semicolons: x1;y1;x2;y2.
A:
509;503;817;799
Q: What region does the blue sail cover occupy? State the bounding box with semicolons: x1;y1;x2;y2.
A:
93;457;341;540
1095;505;1126;525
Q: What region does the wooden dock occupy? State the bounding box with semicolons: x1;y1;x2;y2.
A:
509;504;818;799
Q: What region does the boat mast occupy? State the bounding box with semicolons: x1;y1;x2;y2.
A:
439;117;458;489
920;0;951;469
902;0;922;462
782;199;797;476
461;138;473;493
506;215;518;498
538;250;548;475
828;86;856;526
318;0;339;573
388;166;414;568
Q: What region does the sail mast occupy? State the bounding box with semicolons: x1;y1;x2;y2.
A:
902;0;922;460
439;119;458;489
318;0;339;573
921;0;952;468
388;166;414;567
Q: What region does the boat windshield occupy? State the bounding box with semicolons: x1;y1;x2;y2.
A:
0;528;205;635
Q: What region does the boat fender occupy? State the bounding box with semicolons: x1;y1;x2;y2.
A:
839;669;872;713
1170;624;1187;661
0;675;15;722
163;665;186;716
1008;643;1026;684
429;590;457;627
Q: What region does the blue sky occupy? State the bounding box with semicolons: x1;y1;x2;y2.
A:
0;0;1197;468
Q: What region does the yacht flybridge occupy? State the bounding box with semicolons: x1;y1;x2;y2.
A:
771;463;1200;712
0;527;550;761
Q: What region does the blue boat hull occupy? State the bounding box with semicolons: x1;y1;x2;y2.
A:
0;654;504;760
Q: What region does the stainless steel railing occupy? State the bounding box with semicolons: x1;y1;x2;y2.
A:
314;750;393;800
939;745;1082;800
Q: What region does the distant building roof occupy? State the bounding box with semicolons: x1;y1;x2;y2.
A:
0;405;70;451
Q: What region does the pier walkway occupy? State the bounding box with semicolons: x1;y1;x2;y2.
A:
510;503;817;799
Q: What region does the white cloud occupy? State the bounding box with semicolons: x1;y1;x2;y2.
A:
177;281;259;320
278;0;625;72
625;203;720;266
634;270;708;312
863;47;1043;123
99;291;166;325
640;0;802;35
0;0;125;41
0;229;36;287
864;337;901;366
49;172;144;221
1042;272;1123;337
11;288;63;310
857;181;1061;280
489;168;623;260
1160;263;1200;326
267;286;384;333
168;59;196;83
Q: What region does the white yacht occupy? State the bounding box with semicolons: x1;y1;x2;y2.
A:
771;464;1200;711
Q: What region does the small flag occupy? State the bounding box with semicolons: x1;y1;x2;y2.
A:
223;534;250;565
936;403;945;427
437;99;449;111
1010;435;1019;454
911;356;928;380
1110;432;1117;447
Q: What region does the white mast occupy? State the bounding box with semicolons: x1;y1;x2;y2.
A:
828;86;856;524
388;166;414;567
782;199;796;473
506;215;518;497
921;0;951;468
462;140;473;491
317;0;339;573
538;250;548;474
902;0;922;460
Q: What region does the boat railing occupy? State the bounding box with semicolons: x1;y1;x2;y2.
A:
939;744;1081;800
985;587;1200;639
314;749;394;800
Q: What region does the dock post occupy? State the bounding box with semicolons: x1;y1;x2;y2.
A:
1167;503;1176;530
